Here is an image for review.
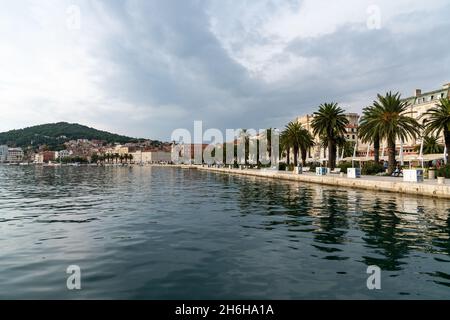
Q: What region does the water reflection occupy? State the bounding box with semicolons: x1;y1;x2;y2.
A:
230;173;450;292
358;198;411;271
0;166;449;299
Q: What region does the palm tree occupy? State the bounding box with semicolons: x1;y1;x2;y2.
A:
422;97;450;163
280;130;291;165
238;129;250;165
311;103;349;169
320;134;350;163
282;122;315;167
362;92;421;174
298;128;315;166
285;122;300;166
359;105;381;163
262;128;273;161
342;140;356;158
334;135;350;161
415;135;444;154
91;153;99;164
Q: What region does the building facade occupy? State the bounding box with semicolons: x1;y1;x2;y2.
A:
294;83;450;162
56;150;71;159
172;144;209;163
358;83;450;158
401;83;450;148
343;113;359;143
7;148;24;162
34;151;57;164
130;150;172;164
0;145;8;162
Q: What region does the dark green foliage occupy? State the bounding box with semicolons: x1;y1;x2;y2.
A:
311;102;349;169
338;161;353;172
0;122;144;149
422;98;450;163
361;161;384;175
280;121;315;167
58;156;89;164
437;164;450;178
342;141;356;158
362;92;421;174
421;135;444;154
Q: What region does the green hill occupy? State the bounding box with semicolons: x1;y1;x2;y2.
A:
0;122;143;149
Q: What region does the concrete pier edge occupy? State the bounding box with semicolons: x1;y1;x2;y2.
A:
186;166;450;199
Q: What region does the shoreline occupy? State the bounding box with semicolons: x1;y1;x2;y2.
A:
192;166;450;199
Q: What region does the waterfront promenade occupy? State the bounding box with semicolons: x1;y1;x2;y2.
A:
189;166;450;199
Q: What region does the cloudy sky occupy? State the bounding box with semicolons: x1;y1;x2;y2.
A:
1;0;449;140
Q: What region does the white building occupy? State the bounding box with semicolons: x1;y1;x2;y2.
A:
34;153;44;164
130;151;172;164
150;151;171;163
56;150;71;159
0;145;8;162
7;148;24;162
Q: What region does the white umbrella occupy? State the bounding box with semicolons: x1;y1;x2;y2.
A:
400;140;404;166
336;146;339;165
352;140;358;168
444;145;448;165
418;138;424;168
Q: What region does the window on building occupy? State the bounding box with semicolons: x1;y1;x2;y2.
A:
352;135;355;140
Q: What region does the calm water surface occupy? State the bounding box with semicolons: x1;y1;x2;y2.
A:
0;166;449;299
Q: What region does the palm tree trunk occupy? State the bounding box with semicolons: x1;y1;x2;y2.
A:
245;137;249;165
445;129;450;164
301;148;307;166
332;144;337;169
374;135;380;163
293;146;298;167
387;137;396;175
286;148;290;165
328;140;334;169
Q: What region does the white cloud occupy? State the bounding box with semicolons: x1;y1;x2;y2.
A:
0;0;449;140
208;0;449;81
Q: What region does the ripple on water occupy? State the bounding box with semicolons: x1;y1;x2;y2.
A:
0;166;450;299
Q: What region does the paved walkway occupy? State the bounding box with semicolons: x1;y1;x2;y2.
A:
193;166;450;199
